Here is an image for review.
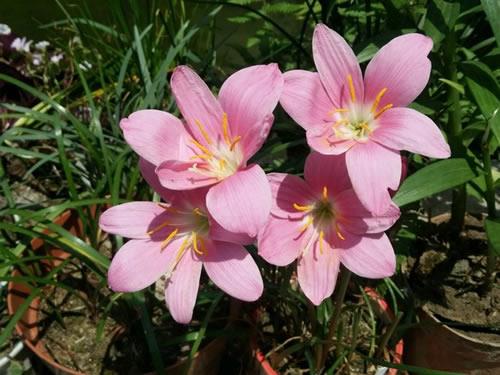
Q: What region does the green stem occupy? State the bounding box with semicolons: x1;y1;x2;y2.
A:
317;267;352;371
444;30;466;234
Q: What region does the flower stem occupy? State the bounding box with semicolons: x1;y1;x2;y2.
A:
317;267;352;371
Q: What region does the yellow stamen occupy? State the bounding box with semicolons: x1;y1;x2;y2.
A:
229;136;242;151
347;74;356;103
193;207;205;216
375;104;393;119
333;118;349;128
328;107;349;116
300;215;313;232
335;222;345;240
192;232;204;255
322;186;328;200
371;87;388;113
191;139;213;156
221;113;231;145
319;230;325;254
190;153;212;161
293;203;314;212
160;228;179;250
174;236;190;262
198;237;208;254
219;158;226;170
194;119;212;145
147;221;171;235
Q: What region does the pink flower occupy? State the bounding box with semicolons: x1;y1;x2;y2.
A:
121;64;283;237
280;24;450;214
99;159;263;324
257;152;400;305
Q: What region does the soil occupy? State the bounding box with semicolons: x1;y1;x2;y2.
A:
409;213;500;344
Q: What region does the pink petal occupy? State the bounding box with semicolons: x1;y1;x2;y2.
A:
171;66;223;145
338;232;396;278
165;250;203;324
139;158;177;202
371;108;451;158
156;160;218;190
364;34;433;108
99;202;169;239
280;70;333;130
203;240;263;301
297;239;340;305
219;64;282;158
209;218;253;245
313;24;364;106
334;189;400;234
120;110;186;166
346;142;401;215
108;237;182;292
304;152;351;196
268;173;315;220
258;215;304;266
306;123;356;155
206;164;271;238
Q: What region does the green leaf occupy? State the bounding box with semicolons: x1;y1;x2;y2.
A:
423;0;461;44
481;0;500;48
438;78;465;94
485;218;500;256
462;61;500;143
394;159;478;207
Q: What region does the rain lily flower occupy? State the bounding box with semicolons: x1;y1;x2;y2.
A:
121;64;283;237
280;24;450;214
35;40;50;50
258;152;400;305
100;159;263;324
50;53;64;64
11;37;32;53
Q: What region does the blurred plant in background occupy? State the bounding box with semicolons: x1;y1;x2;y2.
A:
0;0;498;374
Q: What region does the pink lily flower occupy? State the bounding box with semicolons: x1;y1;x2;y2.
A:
257;152;400;305
280;24;450;214
99;159;263;324
120;64;283;237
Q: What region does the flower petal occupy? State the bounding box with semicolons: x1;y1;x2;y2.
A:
203;240;263;301
313;24;364;106
335;189;400;234
280;70;333;130
338;232;396;278
156;160;218;190
139;158;177;202
371;107;450;158
206;164;271;238
120;110;186;166
108;237;182;292
258;215;304;266
209;218;253;245
346;142;401;215
268;173;315;220
364;33;433;108
306;123;356;155
304;151;351;196
165;250;203;324
171;66;223;145
297;239;340;305
219;64;283;158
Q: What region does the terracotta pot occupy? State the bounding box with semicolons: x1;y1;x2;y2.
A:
404;305;500;374
251;287;404;374
7;208;228;375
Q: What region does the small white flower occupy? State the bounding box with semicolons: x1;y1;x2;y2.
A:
0;23;11;35
50;53;64;64
35;40;50;50
11;37;32;53
79;61;92;71
32;53;42;66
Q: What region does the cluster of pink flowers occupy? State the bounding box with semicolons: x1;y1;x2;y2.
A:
99;24;450;323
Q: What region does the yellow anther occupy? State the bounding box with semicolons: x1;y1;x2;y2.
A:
335;222;345;240
222;113;231;145
229;136;242;151
219;158;226;170
319;230;325;254
194;119;213;145
328;107;349;116
147;221;171;235
347;74;356;103
175;236;190;262
371;87;388;113
333;118;349;129
193;207;205;216
322;186;328;200
160;228;179;250
192;232;204;255
191;139;213;156
300;215;313;232
191;153;212;161
293;203;314;212
375;103;393;119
